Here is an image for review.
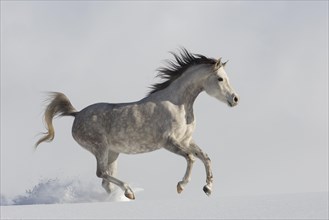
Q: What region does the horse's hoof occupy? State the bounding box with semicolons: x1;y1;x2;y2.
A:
203;185;212;196
124;190;135;200
177;182;184;194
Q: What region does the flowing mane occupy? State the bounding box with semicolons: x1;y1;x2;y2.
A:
148;48;217;95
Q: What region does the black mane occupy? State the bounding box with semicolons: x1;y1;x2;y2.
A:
148;48;216;96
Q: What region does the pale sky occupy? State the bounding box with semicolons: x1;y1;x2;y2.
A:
1;1;328;200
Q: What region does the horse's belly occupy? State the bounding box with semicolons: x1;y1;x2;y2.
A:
108;128;164;154
110;142;162;154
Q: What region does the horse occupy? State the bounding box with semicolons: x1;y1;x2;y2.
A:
36;48;239;200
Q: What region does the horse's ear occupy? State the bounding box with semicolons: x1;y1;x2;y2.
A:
222;60;229;67
215;58;222;69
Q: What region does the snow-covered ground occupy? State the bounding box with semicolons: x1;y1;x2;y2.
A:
1;179;328;219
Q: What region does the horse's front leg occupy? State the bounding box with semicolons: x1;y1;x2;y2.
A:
190;142;213;196
164;138;195;194
177;153;195;193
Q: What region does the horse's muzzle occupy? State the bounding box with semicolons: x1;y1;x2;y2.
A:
228;94;239;107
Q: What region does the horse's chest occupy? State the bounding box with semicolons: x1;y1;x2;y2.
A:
164;106;195;143
170;120;195;144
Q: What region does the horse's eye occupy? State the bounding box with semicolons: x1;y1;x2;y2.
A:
218;77;223;82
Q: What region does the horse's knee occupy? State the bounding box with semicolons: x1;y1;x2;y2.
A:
186;154;195;163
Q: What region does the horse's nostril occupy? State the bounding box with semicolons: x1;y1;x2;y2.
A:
234;96;239;103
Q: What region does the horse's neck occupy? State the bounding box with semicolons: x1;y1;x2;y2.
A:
151;66;206;123
176;80;203;124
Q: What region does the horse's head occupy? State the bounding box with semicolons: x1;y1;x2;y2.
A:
203;58;239;107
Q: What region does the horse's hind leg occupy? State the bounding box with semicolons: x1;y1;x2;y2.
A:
101;152;118;193
96;151;135;200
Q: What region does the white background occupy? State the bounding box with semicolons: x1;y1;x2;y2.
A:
1;1;328;201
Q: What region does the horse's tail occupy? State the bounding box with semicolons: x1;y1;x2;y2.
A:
35;92;78;148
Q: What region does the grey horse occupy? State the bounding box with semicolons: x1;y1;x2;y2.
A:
36;48;239;200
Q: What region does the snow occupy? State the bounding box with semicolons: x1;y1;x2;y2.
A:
1;178;328;219
0;178;142;205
